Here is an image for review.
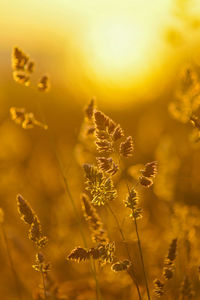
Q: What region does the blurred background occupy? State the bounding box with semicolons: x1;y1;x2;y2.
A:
1;0;200;299
1;0;200;106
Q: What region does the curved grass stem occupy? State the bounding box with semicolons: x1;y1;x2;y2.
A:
107;203;142;300
126;182;151;300
35;101;102;300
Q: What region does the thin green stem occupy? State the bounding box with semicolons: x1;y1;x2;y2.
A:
107;203;126;241
55;147;102;300
1;224;22;300
133;217;151;300
56;145;102;300
56;155;87;246
107;203;142;300
126;183;151;300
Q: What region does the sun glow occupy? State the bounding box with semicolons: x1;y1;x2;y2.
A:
1;0;176;102
90;18;148;71
84;13;164;85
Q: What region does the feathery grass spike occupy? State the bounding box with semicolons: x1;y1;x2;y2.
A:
81;194;108;244
17;194;47;248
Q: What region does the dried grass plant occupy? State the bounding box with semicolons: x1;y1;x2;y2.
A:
1;45;200;300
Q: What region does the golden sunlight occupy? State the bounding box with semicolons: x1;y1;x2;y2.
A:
79;0;173;90
88;17;148;74
1;0;175;99
3;1;200;300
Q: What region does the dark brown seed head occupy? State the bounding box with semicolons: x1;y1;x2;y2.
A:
153;279;165;297
112;124;124;141
141;161;158;178
17;194;35;225
119;136;134;157
67;247;90;262
139;176;153;188
38;75;50;92
94;111;109;131
85;99;95;120
167;238;177;262
111;260;131;272
26;61;35;74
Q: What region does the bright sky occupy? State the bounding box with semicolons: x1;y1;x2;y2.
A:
0;0;171;72
1;0;200;105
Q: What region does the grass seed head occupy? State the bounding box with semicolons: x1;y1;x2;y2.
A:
83;164;117;206
141;161;158;178
84;99;95;120
13;72;30;86
67;247;90;262
81;193;108;244
26;61;35;73
12;46;29;71
119;136;134;157
96;157;118;175
38;75;50;92
139;176;153;188
111;260;131;272
17;194;35;225
112;124;124;141
153;279;165;297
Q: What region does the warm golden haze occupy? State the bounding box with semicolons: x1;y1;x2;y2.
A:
1;1;200;299
2;0;200;105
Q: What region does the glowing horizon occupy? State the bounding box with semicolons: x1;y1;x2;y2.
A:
1;0;200;106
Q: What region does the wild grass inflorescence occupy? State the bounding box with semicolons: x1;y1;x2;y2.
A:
1;46;200;300
67;99;160;300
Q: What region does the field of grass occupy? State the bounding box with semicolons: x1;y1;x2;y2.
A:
1;1;200;299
